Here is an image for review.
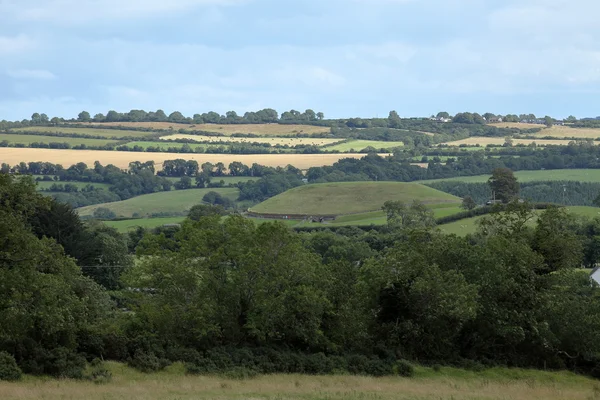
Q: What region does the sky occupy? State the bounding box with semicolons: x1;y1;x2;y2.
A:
1;0;599;120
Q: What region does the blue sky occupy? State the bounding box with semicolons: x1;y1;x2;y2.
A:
1;0;599;120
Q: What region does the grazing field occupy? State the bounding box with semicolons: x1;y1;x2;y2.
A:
0;148;375;170
1;361;596;400
86;122;331;136
11;126;155;139
0;133;119;146
77;188;239;218
104;216;185;232
564;206;600;219
250;182;460;216
160;134;342;147
442;137;590;146
324;139;405;152
422;169;600;184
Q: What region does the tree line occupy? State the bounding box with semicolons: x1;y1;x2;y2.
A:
4;174;600;381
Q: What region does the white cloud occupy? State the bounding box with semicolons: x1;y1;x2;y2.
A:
0;34;36;54
7;69;57;80
1;0;247;23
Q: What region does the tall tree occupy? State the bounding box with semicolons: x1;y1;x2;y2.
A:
488;168;519;203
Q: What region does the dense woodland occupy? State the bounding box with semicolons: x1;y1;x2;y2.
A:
3;174;600;382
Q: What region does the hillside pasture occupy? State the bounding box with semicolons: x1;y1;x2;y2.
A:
422;169;600;184
250;181;460;216
0;361;596;400
442;137;591;146
86;122;330;136
12;126;155;139
324;139;405;152
0;133;119;146
104;216;185;232
77;188;239;218
159;134;342;147
0;148;376;170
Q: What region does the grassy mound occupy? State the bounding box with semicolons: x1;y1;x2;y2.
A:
77;188;239;218
250;182;460;216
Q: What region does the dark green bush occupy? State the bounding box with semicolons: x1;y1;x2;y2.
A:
366;359;393;377
185;357;217;375
128;350;168;373
86;359;112;384
0;352;22;381
346;354;371;375
20;347;86;379
393;360;415;377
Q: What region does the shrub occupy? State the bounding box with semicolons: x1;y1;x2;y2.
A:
304;352;333;374
366;359;393;377
21;347;86;379
393;360;415;377
346;354;371;375
86;359;112;384
184;358;217;375
128;350;168;373
0;352;22;381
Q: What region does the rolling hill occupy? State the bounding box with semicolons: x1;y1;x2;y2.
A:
77;188;239;218
249;181;461;216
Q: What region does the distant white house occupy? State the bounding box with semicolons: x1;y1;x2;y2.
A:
590;267;600;285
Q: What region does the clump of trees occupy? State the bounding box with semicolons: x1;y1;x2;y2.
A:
4;172;600;380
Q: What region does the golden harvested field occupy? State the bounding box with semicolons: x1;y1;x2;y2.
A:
86;122;330;136
442;137;595;146
532;125;600;139
490;122;544;129
0;362;596;400
160;134;342;146
490;123;600;139
0;148;377;170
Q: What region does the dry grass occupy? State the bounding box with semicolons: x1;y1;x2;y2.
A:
0;363;597;400
490;123;600;139
490;122;544;129
0;148;375;170
441;137;595;146
159;134;342;146
85;122;330;136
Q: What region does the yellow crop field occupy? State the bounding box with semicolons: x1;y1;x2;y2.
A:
490;123;600;139
160;134;342;146
442;137;595;146
0;148;377;170
86;122;330;136
490;122;544;129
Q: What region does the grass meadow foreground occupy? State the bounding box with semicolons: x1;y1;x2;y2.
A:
1;362;597;400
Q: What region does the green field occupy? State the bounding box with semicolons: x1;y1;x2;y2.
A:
422;169;600;184
437;206;600;236
77;188;239;218
250;182;460;216
1;361;595;400
104;216;185;232
11;126;155;139
325;140;405;152
0;133;119;146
